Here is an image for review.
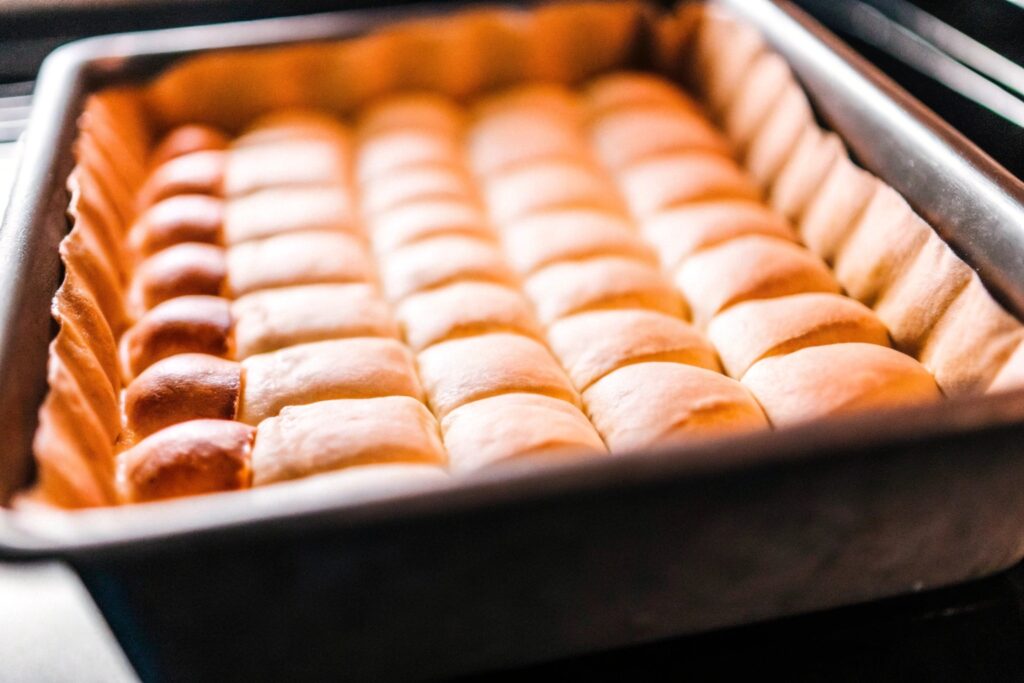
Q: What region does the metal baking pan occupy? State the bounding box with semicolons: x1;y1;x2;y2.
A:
3;1;1024;680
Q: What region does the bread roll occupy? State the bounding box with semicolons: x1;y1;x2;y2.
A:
676;235;840;325
397;281;543;351
769;128;844;221
360;165;476;216
618;152;760;218
381;235;512;301
357;130;462;183
988;341;1024;394
129;242;227;314
251;397;446;485
468;114;586;177
222;186;356;245
583;362;768;451
484;159;623;223
357;92;464;138
832;187;931;306
590;108;730;170
549;309;719;389
117;419;253;503
442;393;606;473
367;200;492;253
236;109;351;146
224;140;350;196
128;194;224;259
472;83;581;123
744;343;941;426
526;256;686;324
417;332;580;418
722;52;792;152
226;231;372;296
797;155;879;264
640;200;794;270
584;71;701;118
149;124;230;169
238;338;423;425
120;295;233;379
124;354;242;439
502;209;656;274
708;293;891;378
232;283;398;358
743;83;813;188
136;150;226;209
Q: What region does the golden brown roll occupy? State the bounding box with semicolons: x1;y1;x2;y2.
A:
468;114;586;177
223;186;356;245
128;242;228;314
120;295;234;379
149;124;230;169
502;209;656;274
367;200;493;253
484;159;623;223
584;71;701;119
360;165;476;216
640;200;795;270
708;293;891;378
617;152;760;218
548;309;719;390
676;235;840;325
743;343;941;427
525;256;686;324
590;108;730;170
136;150;226;210
128;194;224;259
124;353;242;440
583;362;769;452
231;284;398;358
224;139;350;197
396;281;543;351
238;338;424;425
417;332;580;418
441;392;606;473
117;419;254;503
357;130;462;184
381;235;513;301
251;397;446;486
357;92;464;138
226;231;373;297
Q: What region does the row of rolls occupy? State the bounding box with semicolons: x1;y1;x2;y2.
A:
112;71;942;505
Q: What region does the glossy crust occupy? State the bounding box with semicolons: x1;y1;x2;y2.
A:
251;397;446;485
136;150;226;210
676;235;840;325
128;242;228;315
742;343;941;426
549;309;720;390
148;124;230;169
238;338;424;425
442;393;606;473
124;353;242;440
583;362;769;452
417;332;580;418
708;293;891;378
117;419;253;503
128;194;225;259
120;295;234;379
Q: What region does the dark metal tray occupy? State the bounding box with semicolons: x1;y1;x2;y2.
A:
3;1;1024;679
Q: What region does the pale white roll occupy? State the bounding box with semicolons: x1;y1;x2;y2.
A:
238;338;423;425
484;159;624;224
742;343;941;427
442;393;606;473
359;165;476;216
468;113;587;177
590;108;730;170
225;139;350;196
367;200;493;254
584;71;701;119
357;92;464;138
617;152;760;219
357;130;463;184
381;235;513;301
223;186;356;245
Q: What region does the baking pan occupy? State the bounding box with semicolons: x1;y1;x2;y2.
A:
4;1;1024;680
